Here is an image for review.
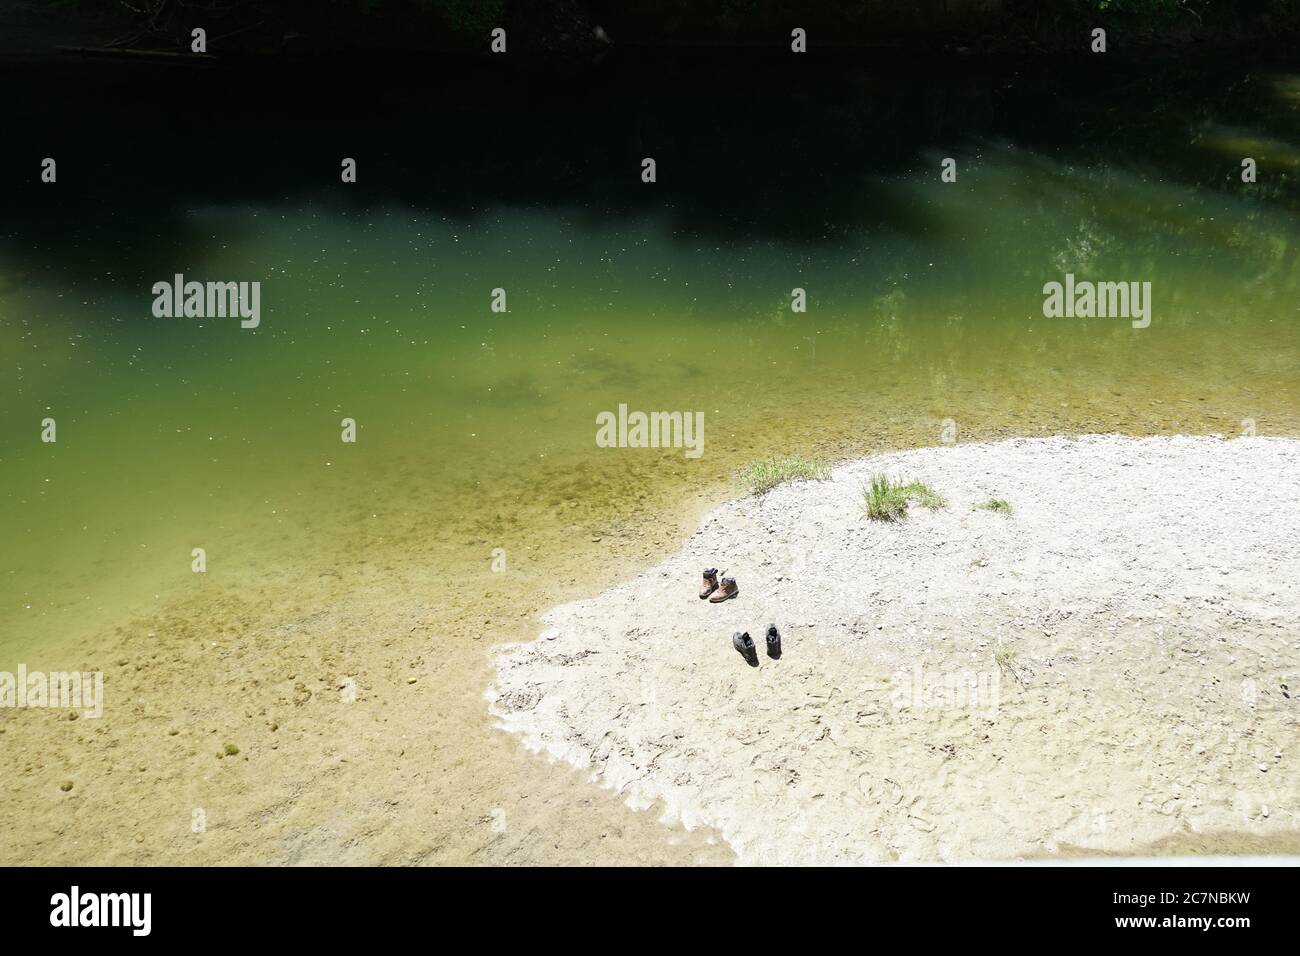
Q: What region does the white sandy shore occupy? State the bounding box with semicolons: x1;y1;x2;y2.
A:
489;436;1300;864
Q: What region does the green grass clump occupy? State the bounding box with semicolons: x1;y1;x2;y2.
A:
864;475;946;521
903;480;948;510
865;474;908;521
736;456;830;495
977;497;1013;514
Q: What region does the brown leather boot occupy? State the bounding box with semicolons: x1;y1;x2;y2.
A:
698;568;719;599
708;575;739;602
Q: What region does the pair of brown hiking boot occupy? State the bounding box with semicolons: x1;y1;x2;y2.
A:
698;568;738;602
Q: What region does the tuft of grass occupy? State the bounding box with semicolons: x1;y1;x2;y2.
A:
994;646;1027;688
864;474;947;521
903;480;948;510
865;474;909;521
736;455;830;495
977;497;1013;514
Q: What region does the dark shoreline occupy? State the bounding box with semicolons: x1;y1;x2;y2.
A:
5;0;1300;61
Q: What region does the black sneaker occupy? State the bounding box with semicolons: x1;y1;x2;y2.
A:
765;624;782;659
732;631;758;667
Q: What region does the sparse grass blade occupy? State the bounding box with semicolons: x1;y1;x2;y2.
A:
900;480;947;510
736;455;830;495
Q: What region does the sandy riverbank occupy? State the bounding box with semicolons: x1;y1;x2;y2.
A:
490;435;1300;864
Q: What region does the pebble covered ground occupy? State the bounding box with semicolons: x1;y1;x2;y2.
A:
491;435;1300;864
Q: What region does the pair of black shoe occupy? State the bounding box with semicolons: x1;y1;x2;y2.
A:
733;624;781;667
